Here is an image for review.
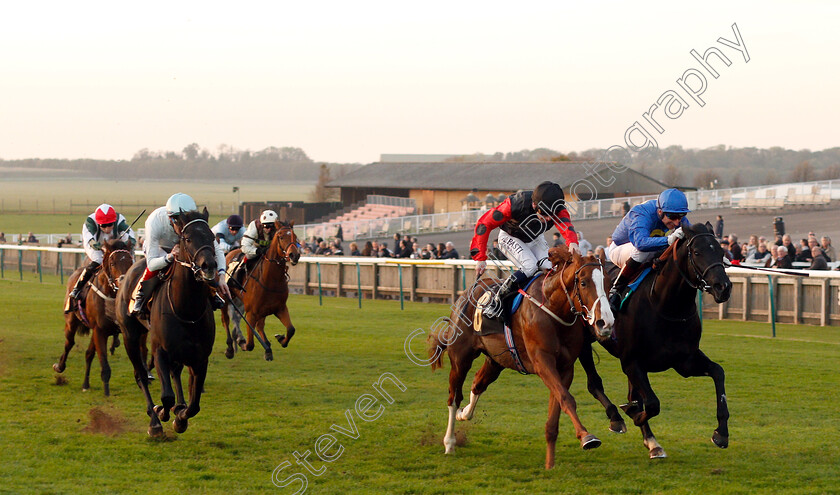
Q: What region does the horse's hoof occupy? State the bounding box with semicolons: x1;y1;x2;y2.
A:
455;409;470;421
154;405;170;422
173;417;188;434
712;430;729;449
172;404;187;415
619;401;642;415
52;363;63;373
649;447;667;458
581;434;601;450
82;387;89;392
264;351;273;362
147;372;155;382
609;420;627;434
237;339;247;350
246;342;255;352
148;424;164;437
224;348;234;359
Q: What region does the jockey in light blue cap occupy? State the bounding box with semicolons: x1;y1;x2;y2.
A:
607;188;691;312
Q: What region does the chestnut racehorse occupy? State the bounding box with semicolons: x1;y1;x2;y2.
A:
116;209;218;437
221;219;300;361
428;246;615;469
54;239;134;396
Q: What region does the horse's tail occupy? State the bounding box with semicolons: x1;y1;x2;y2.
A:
427;317;453;371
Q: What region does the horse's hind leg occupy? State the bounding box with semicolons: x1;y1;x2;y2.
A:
53;318;78;373
274;307;296;348
456;358;502;421
675;349;729;449
93;329;112;396
82;337;96;392
109;334;120;355
221;304;235;359
255;317;273;361
621;365;665;458
443;348;479;454
579;342;626;433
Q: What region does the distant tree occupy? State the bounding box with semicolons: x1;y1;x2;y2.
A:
821;163;840;180
730;171;743;188
182;143;200;161
693;169;721;189
662;164;683;186
132;148;153;162
789;161;815;182
310;163;337;202
762;170;779;185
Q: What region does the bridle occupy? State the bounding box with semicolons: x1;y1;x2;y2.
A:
174;218;216;280
101;248;133;294
671;232;726;293
530;258;605;326
264;225;299;266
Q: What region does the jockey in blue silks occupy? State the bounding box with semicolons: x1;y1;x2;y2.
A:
607;188;691;312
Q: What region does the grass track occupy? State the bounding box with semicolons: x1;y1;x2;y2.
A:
0;275;838;494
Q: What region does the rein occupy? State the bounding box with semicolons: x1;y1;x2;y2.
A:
165;216;214;324
520;259;604;326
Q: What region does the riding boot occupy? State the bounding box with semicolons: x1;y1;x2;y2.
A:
483;270;528;319
608;258;644;313
129;276;160;317
231;256;253;287
69;262;100;301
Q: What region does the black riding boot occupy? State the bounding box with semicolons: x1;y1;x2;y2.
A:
608;258;644;313
129;276;161;317
483;270;528;319
66;262;100;313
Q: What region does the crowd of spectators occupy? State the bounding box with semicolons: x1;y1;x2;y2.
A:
301;233;464;260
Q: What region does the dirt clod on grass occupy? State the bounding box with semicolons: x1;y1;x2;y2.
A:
83;406;129;436
54;374;69;386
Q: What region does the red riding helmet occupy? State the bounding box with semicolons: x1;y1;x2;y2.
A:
94;204;117;225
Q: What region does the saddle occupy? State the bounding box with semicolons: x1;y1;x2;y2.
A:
473;274;542;335
607;260;655;311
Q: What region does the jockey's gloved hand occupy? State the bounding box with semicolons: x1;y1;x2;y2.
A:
568;243;580;255
667;227;685;245
476;260;487;275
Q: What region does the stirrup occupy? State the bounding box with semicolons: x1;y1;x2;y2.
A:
482;295;503;319
70;288;82;300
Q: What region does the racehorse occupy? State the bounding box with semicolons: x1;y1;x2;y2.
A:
54;239;134;396
220;219;300;361
115;209;218;437
580;221;732;458
428;246;615;469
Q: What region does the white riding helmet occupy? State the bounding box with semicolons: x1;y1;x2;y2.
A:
166;193;197;217
260;210;278;224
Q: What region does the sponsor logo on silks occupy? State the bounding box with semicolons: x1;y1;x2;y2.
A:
650;229;666;238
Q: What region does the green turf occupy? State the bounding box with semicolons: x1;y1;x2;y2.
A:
0;275;838;494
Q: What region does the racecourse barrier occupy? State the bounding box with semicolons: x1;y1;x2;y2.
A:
3;245;840;328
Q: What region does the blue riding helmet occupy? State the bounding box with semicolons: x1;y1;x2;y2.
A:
656;188;690;214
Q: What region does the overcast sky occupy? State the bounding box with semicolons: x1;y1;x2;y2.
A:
0;1;836;163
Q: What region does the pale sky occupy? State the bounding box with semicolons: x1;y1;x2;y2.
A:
0;1;837;163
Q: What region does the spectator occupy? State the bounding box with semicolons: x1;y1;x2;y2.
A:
315;241;330;255
577;231;592;254
720;239;733;261
420;245;433;259
745;242;771;265
766;245;778;268
808;246;829;270
335;224;344;242
781;234;797;261
821;236;835;262
552;232;564;247
439;241;460;259
301;244;313;256
715;215;724;239
424;243;437;258
378;244;392;258
594;245;607;263
56;233;74;248
396;239;412;258
729;234;742;262
308;236;319;253
392;233;401;254
773;216;785;237
371;241;380;255
622;201;631;216
437;243;447;259
744;235;759;259
411;242;422;258
361;241;373;256
0;232;6;243
331;239;344;256
795;239;812;263
26;232;39;244
772;245;793;269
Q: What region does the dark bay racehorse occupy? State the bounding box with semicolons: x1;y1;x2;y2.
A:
116;209;218;437
429;247;615;469
54;240;134;396
581;221;732;458
221;220;300;361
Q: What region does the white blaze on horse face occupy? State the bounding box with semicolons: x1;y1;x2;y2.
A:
590;268;614;333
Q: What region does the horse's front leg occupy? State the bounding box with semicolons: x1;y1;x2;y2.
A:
456;358;503;421
123;327;162;436
621;362;665;458
153;346;176;423
109;333;120;355
255;317;273;361
220;302;235;359
170;362;188;418
92;327;112;396
531;350;598;452
82;337;96;392
675;349;729;449
174;359;208;434
274;306;296;348
53;318;78;373
579;341;626;433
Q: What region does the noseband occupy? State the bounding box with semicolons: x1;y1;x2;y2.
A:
264;227;299;267
103;249;133;293
551;259;605;326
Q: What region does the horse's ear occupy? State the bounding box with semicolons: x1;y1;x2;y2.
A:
289;220;295;227
274;219;281;229
201;207;209;221
704;221;714;233
548;246;573;266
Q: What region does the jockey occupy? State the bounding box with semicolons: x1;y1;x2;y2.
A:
65;204;136;312
230;210;279;286
608;188;691;312
470;181;580;318
129;193;231;316
212;214;245;253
